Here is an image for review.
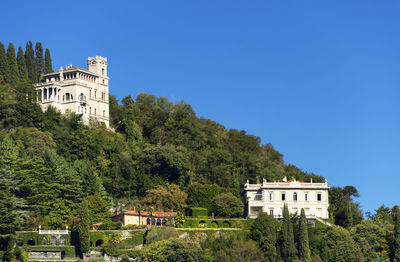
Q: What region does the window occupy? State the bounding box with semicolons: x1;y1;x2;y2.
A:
65;93;70;101
293;192;297;201
317;193;322;201
305;193;308;201
89;90;91;97
102;68;104;75
269;192;274;201
269;209;274;216
89;107;91;114
94;91;97;98
94;109;97;116
102;79;105;84
103;110;105;117
281;193;285;201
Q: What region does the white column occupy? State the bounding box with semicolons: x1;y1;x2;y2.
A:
41;88;44;101
262;189;268;213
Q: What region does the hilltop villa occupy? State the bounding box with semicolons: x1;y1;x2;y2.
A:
245;177;329;219
35;56;110;127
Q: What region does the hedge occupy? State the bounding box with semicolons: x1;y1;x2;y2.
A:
182;218;252;229
15;232;72;246
25;246;77;258
190;207;208;218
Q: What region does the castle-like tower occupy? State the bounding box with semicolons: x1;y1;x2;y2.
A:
35;56;110;127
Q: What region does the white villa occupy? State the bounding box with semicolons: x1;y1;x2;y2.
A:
35;56;110;127
245;177;329;219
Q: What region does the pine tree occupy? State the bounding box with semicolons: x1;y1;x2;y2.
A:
44;48;53;74
35;42;44;76
0;135;18;169
79;199;90;254
282;204;297;261
6;43;19;83
0;41;10;83
17;46;28;81
0;179;19;234
298;209;311;262
25;41;37;83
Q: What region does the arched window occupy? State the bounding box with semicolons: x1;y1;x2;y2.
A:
102;68;104;75
146;218;151;225
157;219;161;226
162;219;167;226
293;192;297;201
151;218;155;225
50;236;57;246
60;236;65;246
65;93;70;101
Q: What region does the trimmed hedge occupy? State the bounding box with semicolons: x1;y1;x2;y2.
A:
183;218;252;229
16;232;72;246
25;245;77;258
190;207;208;218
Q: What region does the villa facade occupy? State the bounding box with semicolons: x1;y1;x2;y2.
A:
245;177;329;219
35;56;110;127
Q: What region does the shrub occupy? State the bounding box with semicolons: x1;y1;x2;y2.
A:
98;221;122;230
190;208;208;218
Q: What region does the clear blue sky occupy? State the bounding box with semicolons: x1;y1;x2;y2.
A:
1;0;400;214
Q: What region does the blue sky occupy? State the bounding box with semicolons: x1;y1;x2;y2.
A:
1;0;400;214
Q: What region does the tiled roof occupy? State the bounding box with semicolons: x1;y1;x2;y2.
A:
117;210;176;217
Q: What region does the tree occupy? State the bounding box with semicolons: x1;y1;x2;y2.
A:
86;195;112;224
186;182;221;214
140;239;205;262
0;179;19;234
47;200;72;229
25;41;37;83
322;226;363;262
0;135;18;169
6;43;19;83
211;192;243;218
298;208;311;262
282;204;297;261
17;46;28;81
393;205;400;262
44;48;53;74
141;184;187;211
250;212;277;262
0;42;10;83
79;199;90;254
35;42;44;76
350;219;389;260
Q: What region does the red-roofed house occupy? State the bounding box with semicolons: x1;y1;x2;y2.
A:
112;209;176;226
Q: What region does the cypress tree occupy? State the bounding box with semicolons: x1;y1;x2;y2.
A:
0;41;10;83
282;204;297;261
79;199;90;254
25;41;37;83
17;46;28;81
298;209;311;262
6;43;19;84
44;48;53;74
393;205;400;262
35;42;44;76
